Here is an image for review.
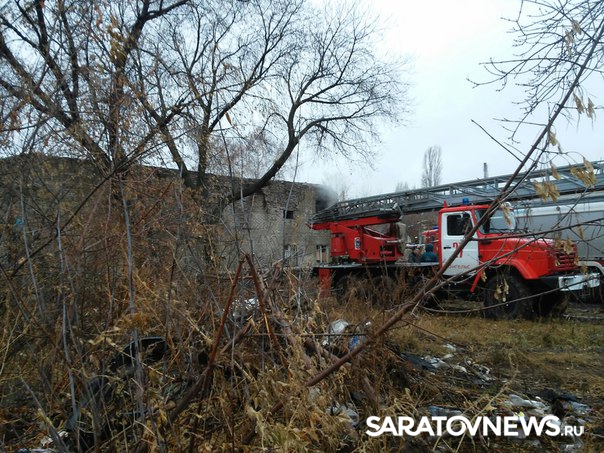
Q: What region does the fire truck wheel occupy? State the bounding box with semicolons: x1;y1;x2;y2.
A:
483;274;535;320
535;292;569;317
371;275;398;307
585;282;604;304
333;275;350;300
335;275;371;304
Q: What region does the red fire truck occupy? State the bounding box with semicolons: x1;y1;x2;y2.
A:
309;174;601;319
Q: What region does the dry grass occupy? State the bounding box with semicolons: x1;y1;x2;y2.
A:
380;309;604;452
2;272;603;452
397;315;604;399
1;167;602;452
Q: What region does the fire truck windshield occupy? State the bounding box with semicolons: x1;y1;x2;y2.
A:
476;207;516;234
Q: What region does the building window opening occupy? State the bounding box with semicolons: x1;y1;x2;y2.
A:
283;209;294;219
315;198;329;213
316;244;328;263
284;244;299;267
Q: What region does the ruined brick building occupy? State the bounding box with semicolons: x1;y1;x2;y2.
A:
219;179;334;269
0;155;334;272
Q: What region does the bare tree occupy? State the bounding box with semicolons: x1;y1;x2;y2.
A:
476;0;604;166
0;0;189;172
136;0;307;193
421;145;442;188
395;181;410;192
0;0;406;205
232;5;405;201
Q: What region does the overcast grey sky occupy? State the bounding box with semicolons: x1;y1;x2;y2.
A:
299;0;604;197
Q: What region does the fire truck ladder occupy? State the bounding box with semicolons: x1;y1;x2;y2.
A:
311;160;604;224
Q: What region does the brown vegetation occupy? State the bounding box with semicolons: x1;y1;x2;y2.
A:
1;164;602;452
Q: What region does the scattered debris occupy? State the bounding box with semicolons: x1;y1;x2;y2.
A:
504;394;548;411
423;356;450;370
16;430;68;453
398;352;440;372
560;438;585;452
232;297;259;324
451;364;467;374
7;277;602;453
17;449;58;453
427;405;463;417
393;343;597;453
327;403;360;428
323;319;350;343
322;319;368;356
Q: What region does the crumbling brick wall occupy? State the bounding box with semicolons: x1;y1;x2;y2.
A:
0;155;334;273
220;180;334;269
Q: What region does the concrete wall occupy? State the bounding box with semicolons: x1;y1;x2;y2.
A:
219;180;334;269
0;155;334;271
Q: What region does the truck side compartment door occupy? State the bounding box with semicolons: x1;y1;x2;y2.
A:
441;212;479;277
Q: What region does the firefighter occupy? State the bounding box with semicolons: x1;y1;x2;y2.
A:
420;243;438;263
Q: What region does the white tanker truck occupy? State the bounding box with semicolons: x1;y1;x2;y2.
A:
515;191;604;303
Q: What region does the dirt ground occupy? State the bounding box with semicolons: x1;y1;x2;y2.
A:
328;297;604;452
2;284;602;452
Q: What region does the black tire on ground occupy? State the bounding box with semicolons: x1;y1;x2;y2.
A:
334;274;398;307
335;274;372;304
483;273;535;320
589;282;604;304
370;274;398;307
535;292;569;317
409;271;441;310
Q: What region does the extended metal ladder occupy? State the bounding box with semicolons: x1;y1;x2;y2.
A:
311;160;604;224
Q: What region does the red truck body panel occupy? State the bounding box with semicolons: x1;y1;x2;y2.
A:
312;203;579;287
